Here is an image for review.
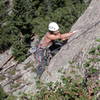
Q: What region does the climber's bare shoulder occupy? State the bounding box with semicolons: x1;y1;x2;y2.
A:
46;32;61;40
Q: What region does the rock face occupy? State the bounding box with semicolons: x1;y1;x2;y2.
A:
41;0;100;82
0;37;39;95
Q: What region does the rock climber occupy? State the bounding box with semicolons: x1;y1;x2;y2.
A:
34;22;76;77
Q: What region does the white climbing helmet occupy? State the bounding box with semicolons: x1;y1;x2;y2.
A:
48;22;59;31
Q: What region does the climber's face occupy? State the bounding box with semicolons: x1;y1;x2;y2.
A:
53;30;60;34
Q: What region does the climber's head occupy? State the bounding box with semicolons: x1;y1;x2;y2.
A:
48;22;59;34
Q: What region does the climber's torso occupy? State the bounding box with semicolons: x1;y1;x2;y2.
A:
39;32;53;48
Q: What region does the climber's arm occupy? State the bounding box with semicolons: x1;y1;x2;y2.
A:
61;31;76;40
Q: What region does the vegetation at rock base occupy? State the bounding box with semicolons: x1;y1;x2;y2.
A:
0;74;6;81
0;85;8;100
0;0;88;62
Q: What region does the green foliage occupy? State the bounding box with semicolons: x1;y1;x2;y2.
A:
19;76;90;100
0;74;6;81
84;40;100;76
88;67;98;75
0;0;8;25
83;61;91;67
0;85;7;100
96;38;100;42
0;85;17;100
97;45;100;51
89;47;96;55
10;83;20;89
6;96;17;100
88;58;100;62
24;62;34;70
12;41;28;62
